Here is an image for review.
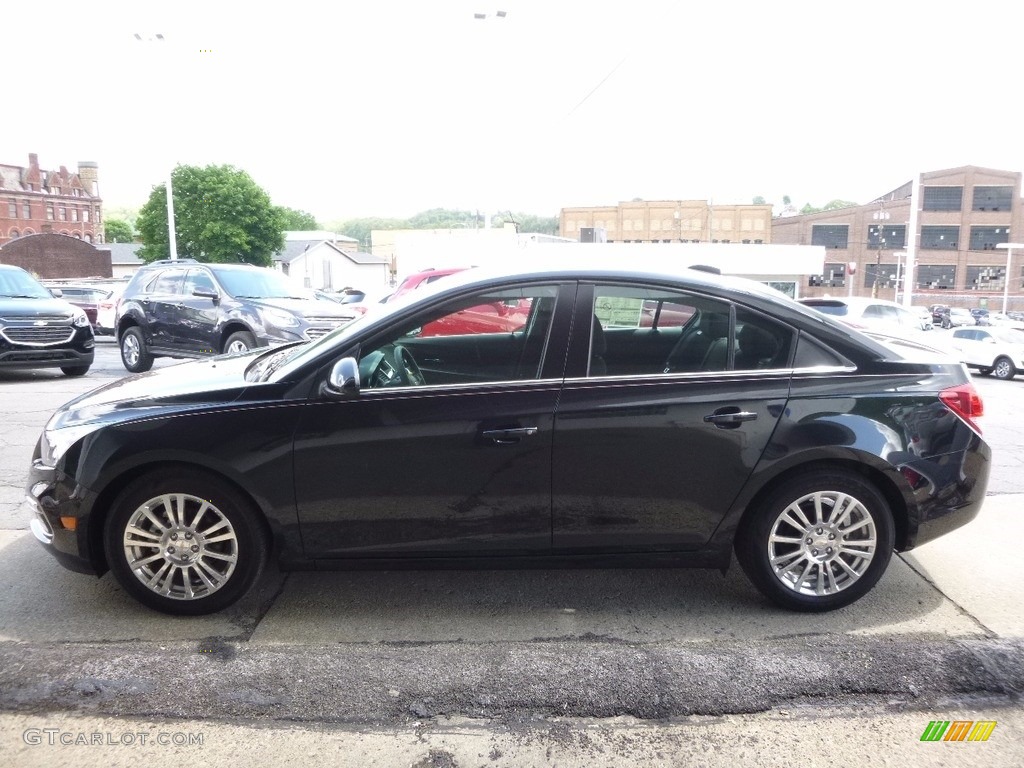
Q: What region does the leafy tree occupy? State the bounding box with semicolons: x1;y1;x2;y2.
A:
136;164;285;266
104;218;134;243
752;196;766;205
492;212;559;235
280;207;319;231
782;195;791;206
801;199;859;215
334;217;406;249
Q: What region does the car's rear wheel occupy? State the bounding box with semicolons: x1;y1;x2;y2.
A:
61;365;90;377
977;367;993;376
223;330;256;355
104;470;269;615
992;356;1015;380
736;470;894;612
120;326;154;373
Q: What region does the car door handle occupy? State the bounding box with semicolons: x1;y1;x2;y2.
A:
482;427;538;444
703;409;758;427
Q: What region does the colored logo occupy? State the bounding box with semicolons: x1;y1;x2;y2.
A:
920;720;997;742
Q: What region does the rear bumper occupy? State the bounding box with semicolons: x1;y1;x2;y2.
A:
900;437;991;550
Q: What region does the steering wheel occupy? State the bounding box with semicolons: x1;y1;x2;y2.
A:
393;344;426;386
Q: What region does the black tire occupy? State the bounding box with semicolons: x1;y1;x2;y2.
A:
223;330;256;355
104;469;269;615
735;469;894;612
992;356;1015;380
120;326;154;373
61;365;90;377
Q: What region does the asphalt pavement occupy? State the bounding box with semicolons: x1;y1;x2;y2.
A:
1;336;1022;766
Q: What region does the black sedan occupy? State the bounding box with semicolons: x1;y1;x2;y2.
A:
26;264;990;614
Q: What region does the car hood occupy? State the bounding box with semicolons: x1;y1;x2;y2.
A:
0;296;78;317
48;352;261;431
247;297;354;318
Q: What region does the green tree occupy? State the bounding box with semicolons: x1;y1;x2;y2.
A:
280;207;319;231
136;164;285;266
800;199;859;215
104;218;135;243
752;196;766;205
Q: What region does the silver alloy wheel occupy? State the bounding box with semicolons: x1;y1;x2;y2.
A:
994;358;1013;379
122;333;141;366
226;338;251;354
122;492;239;600
767;490;877;597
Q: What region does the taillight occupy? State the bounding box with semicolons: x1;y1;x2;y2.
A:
939;383;984;434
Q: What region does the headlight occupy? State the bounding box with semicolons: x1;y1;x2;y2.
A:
39;423;102;467
261;308;301;329
71;309;90;328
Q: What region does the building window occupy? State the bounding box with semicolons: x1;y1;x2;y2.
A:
7;200;15;218
811;224;849;249
9;229;19;238
22;201;31;218
47;204;54;220
922;186;963;211
72;208;79;222
864;263;899;289
920;226;959;249
753;239;763;244
83;209;89;222
85;233;93;243
59;206;67;221
915;264;956;289
966;265;1006;291
973;186;1013;212
809;262;847;288
867;223;906;250
969;226;1009;251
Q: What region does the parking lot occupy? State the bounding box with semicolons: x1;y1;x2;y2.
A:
1;335;1023;765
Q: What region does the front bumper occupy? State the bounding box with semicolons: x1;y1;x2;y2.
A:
25;460;102;575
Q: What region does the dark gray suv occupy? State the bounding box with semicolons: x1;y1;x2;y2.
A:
0;264;94;376
115;259;355;372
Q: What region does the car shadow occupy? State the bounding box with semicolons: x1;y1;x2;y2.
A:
1;529;983;645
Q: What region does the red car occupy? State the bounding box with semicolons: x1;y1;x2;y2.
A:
390;268;532;336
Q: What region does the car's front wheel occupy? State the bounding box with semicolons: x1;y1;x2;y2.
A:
992;356;1015;380
223;330;256;355
120;327;154;373
104;470;269;615
736;470;894;612
61;365;90;377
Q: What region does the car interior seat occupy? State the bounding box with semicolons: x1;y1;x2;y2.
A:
663;312;730;373
734;323;780;370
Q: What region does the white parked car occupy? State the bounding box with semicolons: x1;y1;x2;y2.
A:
798;297;933;336
950;326;1024;380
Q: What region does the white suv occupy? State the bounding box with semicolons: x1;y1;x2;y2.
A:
798;297;932;336
950;326;1024;380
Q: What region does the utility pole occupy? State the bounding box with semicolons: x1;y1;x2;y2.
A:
871;200;890;298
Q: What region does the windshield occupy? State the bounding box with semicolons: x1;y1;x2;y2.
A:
212;267;306;299
0;268;54;299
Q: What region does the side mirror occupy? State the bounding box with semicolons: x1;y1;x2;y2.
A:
323;356;360;398
193;288;220;302
49;287;64;298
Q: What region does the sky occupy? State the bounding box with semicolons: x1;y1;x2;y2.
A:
3;0;1021;223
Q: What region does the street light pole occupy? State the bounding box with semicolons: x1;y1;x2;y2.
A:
166;170;178;260
871;201;890;299
136;32;177;260
995;243;1024;314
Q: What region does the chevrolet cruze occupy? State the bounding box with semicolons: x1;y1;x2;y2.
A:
27;263;990;614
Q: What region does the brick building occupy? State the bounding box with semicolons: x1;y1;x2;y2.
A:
560;200;773;244
0;153;103;246
772;166;1023;310
0;233;113;279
